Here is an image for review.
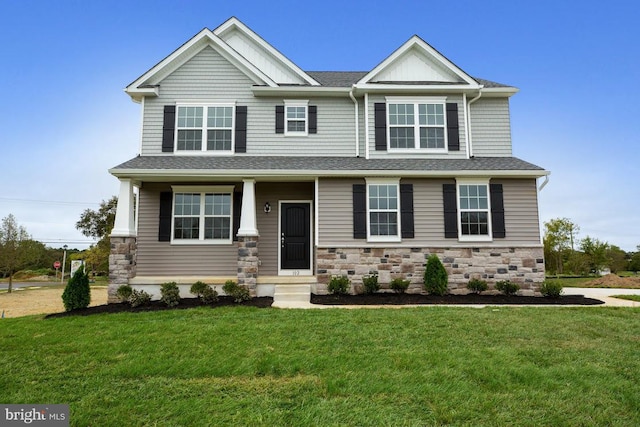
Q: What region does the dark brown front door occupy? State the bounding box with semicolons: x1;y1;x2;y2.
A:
280;203;311;270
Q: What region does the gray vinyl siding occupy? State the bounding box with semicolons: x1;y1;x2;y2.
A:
141;46;357;156
469;98;513;157
135;183;237;276
317;177;540;247
366;94;468;159
255;182;314;275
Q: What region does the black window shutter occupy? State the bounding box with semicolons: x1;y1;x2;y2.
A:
443;184;458;238
374;103;387;151
353;184;367;239
232;191;242;241
400;184;414;239
446;103;460;151
158;192;173;242
308;105;317;134
275;105;284;134
490;183;506;238
162;106;176;153
235;106;247;153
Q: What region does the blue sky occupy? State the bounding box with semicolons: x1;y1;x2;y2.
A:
0;0;638;251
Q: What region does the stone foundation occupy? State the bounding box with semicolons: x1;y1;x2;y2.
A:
108;236;137;303
237;236;259;296
316;246;545;296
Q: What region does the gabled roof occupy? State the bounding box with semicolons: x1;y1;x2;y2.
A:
356;35;480;89
307;71;511;89
214;17;319;86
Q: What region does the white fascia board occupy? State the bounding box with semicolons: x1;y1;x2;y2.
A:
124;28;277;101
353;83;481;93
109;168;550;181
214;17;320;86
252;86;352;97
357;35;477;86
479;87;520;97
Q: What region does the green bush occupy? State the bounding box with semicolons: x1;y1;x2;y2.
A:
62;265;91;312
116;284;133;303
160;282;181;307
390;278;410;294
362;274;380;294
424;254;448;296
190;281;209;297
328;275;350;295
540;280;563;298
467;278;488;294
496;280;520;296
129;289;152;307
222;280;251;303
201;285;219;304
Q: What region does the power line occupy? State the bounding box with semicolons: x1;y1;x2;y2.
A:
0;197;101;206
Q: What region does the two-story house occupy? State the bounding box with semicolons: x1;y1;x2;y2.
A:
108;17;548;304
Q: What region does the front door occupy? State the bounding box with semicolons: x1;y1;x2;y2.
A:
280;202;311;272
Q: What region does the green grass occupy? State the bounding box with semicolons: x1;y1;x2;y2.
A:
611;295;640;302
2;307;640;426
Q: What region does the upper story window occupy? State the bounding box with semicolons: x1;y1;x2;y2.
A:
366;178;401;242
171;186;234;244
176;104;234;153
284;100;308;136
386;97;447;152
457;180;492;242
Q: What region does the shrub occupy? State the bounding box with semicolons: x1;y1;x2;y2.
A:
129;289;152;307
160;282;181;307
190;281;209;298
496;280;520;296
222;280;251;303
424;254;448;296
467;278;488;294
362;274;380;294
390;278;410;294
116;284;133;303
327;275;350;295
540;280;563;298
201;285;219;304
62;265;91;312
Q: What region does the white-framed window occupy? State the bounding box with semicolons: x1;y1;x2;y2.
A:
386;97;447;151
176;104;234;153
366;178;401;242
284;100;308;136
171;186;234;244
457;180;492;242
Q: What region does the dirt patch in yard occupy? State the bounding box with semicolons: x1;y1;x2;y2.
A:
0;286;108;318
582;274;640;289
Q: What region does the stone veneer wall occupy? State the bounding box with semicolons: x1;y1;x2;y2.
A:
108;236;137;303
316;247;545;296
237;236;259;296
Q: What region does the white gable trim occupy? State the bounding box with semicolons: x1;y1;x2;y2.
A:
214;17;320;86
125;28;277;101
357;36;480;88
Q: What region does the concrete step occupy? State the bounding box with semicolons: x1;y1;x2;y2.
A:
274;284;312;294
273;284;311;307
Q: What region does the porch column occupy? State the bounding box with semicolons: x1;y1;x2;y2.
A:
108;178;138;303
236;179;259;296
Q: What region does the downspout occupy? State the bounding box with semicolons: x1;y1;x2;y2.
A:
349;86;360;157
466;87;483;158
538;175;549;191
364;92;370;159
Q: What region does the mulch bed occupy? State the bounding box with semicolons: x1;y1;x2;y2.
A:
45;296;273;318
311;293;604;306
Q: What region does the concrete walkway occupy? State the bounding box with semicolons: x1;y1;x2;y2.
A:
563;287;640;307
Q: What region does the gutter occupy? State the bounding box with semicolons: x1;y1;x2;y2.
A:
466;87;483;158
349;86;360;157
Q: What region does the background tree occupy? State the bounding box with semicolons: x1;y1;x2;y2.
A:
543;218;579;275
0;214;39;292
76;196;118;276
580;236;609;274
629;247;640;274
606;245;628;274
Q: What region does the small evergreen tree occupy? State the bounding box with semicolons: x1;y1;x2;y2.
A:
424;254;448;296
62;265;91;311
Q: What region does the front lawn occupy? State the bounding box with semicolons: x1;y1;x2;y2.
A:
2;307;639;426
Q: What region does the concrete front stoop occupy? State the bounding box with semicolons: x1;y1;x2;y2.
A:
272;284;312;308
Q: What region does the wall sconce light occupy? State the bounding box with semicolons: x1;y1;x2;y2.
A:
264;202;271;213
